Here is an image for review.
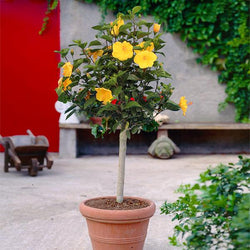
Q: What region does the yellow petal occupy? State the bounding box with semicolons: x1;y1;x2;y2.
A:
58;77;63;86
134;51;157;69
62;62;73;77
179;96;188;116
92;50;103;62
95;88;113;105
112;41;133;61
110;17;124;36
134;42;154;54
111;25;119;36
153;23;161;33
59;78;72;91
117;16;124;27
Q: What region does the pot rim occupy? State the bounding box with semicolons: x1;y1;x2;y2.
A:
79;196;156;222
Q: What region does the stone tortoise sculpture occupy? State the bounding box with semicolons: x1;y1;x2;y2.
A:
148;136;180;159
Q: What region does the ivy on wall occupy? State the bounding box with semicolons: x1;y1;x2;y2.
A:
83;0;250;122
39;0;59;35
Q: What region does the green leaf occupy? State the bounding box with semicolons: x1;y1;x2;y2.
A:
73;58;84;70
124;101;142;109
60;48;69;58
92;25;104;31
92;24;110;31
55;88;69;103
111;121;120;133
54;48;69;58
79;42;88;49
136;31;150;39
165;100;180;111
84;97;96;109
66;109;76;120
127;74;140;81
142;120;159;132
132;6;141;14
96;103;118;116
50;0;58;10
113;86;123;96
126;130;131;140
155;69;171;78
119;22;132;33
91;124;105;138
100;35;113;43
144;22;153;29
58;62;65;68
89;40;102;47
131;125;139;134
65;104;77;113
72;39;81;44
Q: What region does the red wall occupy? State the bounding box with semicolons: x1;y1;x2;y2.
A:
0;0;60;152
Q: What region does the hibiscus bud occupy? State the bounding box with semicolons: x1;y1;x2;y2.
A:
70;49;74;56
153;23;161;33
111;99;118;105
86;73;91;79
76;68;81;74
143;96;147;102
130;97;135;101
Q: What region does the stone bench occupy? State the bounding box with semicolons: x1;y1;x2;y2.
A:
157;122;250;137
59;122;250;158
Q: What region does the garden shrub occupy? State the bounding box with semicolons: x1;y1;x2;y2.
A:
85;0;250;122
160;156;250;249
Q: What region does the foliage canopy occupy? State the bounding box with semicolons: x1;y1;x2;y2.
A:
55;6;185;138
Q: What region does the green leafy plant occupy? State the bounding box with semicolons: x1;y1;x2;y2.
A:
86;0;249;122
161;156;250;249
55;6;188;203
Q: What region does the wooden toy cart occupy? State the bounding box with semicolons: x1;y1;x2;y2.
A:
0;130;53;176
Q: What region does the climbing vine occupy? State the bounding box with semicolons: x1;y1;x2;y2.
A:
39;0;58;35
84;0;250;122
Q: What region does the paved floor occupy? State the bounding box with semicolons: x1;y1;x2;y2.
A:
0;153;247;250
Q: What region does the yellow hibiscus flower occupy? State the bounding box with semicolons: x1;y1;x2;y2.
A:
112;41;133;61
87;49;103;63
58;77;72;91
95;87;113;105
111;16;124;36
62;62;73;77
153;23;161;33
179;96;192;116
134;51;157;69
134;42;154;54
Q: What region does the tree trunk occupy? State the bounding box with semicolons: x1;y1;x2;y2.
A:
116;127;128;203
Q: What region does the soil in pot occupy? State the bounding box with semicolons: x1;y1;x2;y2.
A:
85;197;149;210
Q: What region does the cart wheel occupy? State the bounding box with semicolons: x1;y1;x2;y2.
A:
29;158;38;177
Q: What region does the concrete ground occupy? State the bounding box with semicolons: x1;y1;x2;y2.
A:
0;153;247;250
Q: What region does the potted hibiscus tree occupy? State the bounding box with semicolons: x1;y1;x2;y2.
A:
56;6;188;250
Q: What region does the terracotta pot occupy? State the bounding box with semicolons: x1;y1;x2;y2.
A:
79;196;156;250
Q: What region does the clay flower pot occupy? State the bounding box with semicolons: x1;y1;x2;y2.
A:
79;196;156;250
